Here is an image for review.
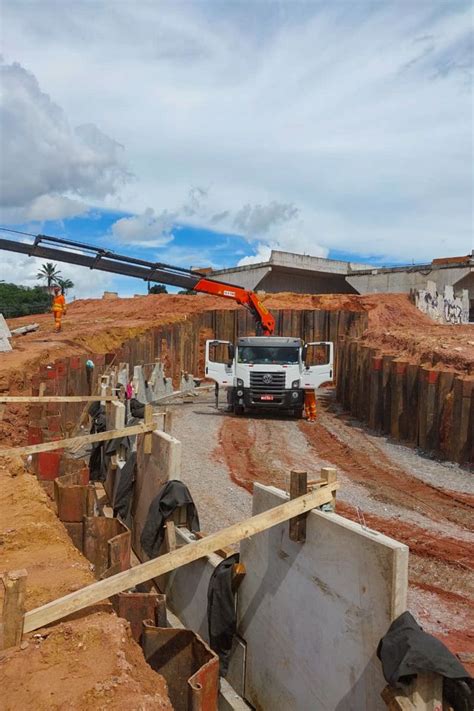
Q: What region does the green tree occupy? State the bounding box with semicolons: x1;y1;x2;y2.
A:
36;262;61;288
0;283;51;317
56;277;74;295
148;283;168;294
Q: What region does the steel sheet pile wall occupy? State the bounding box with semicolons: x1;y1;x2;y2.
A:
336;337;473;466
24;307;367;481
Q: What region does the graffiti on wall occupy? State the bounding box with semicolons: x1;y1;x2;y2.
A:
413;281;469;325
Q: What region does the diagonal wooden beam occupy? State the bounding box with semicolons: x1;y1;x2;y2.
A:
0;396;119;403
0;423;155;458
23;482;339;633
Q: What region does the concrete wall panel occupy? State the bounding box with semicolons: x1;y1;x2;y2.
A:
238;484;408;711
131;429;181;557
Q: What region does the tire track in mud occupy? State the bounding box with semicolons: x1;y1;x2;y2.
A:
217;415;306;493
335;501;473;574
299;415;474;533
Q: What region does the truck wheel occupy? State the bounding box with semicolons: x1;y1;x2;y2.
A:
294;408;304;419
234;405;245;416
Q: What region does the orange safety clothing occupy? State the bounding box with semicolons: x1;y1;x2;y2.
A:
52;293;66;332
304;390;317;422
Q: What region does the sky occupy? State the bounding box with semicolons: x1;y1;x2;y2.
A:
0;0;472;298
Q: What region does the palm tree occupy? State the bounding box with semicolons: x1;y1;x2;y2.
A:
36;262;61;290
56;277;74;295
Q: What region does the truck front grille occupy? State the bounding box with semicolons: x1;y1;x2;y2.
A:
249;372;286;402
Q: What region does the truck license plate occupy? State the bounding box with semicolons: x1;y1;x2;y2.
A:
261;395;274;401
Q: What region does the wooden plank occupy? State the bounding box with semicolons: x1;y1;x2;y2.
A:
381;674;443;711
195;531;234;559
409;673;443;711
0;395;119;403
1;569;28;649
23;482;339;633
289;470;308;542
0;423;155;458
321;467;337;510
144;404;153;454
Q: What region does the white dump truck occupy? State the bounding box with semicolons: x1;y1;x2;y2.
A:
205;336;334;416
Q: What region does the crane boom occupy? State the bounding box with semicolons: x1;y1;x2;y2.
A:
0;229;275;335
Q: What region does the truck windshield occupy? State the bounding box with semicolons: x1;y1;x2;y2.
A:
237;346;299;364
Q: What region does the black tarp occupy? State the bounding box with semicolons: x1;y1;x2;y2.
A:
140;479;200;558
88;401;106;482
377;612;473;711
207;553;239;677
113;451;137;526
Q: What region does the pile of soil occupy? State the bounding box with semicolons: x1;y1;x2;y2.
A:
0;456;93;610
0;457;172;708
0;613;172;711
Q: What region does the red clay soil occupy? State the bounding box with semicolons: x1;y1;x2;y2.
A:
0;292;471;454
3;292;473;391
299;418;474;532
0;456;94;611
0;613;172;711
0;458;172;708
216;414;305;493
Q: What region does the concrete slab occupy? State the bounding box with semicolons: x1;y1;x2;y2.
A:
0;335;12;352
0;314;11;338
131;429;182;557
237;484;408;711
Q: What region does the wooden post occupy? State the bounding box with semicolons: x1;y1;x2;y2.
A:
231;563;246;593
381;673;443;711
321;467;337;510
410;673;443;711
38;382;46;397
164;521;177;552
144;404;153;454
163;409;173;435
1;569;27;649
289;470;308;542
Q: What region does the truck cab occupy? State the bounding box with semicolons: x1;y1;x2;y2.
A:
205;336;334;416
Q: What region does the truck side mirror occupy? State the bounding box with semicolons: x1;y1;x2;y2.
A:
228;344;235;361
302;344;308;363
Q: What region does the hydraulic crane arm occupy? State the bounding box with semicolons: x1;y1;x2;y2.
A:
0;229;275;335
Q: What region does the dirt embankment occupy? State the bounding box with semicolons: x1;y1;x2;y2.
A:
4;292;473;384
0;458;172;709
1;613;172;711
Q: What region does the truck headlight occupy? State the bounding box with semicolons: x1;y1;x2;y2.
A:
237;390;244;397
292;391;299;399
291;379;300;388
237;378;244;387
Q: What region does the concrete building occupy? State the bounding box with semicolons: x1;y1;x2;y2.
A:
210;250;474;321
210;250;373;294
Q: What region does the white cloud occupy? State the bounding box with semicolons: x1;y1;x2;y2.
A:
111;207;176;246
0;59;130;220
1;2;472;261
26;195;89;221
238;245;273;266
0;248;113;299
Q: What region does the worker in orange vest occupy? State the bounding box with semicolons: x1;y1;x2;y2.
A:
51;285;66;332
304;389;317;422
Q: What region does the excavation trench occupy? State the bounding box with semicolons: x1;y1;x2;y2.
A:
0;296;473;699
